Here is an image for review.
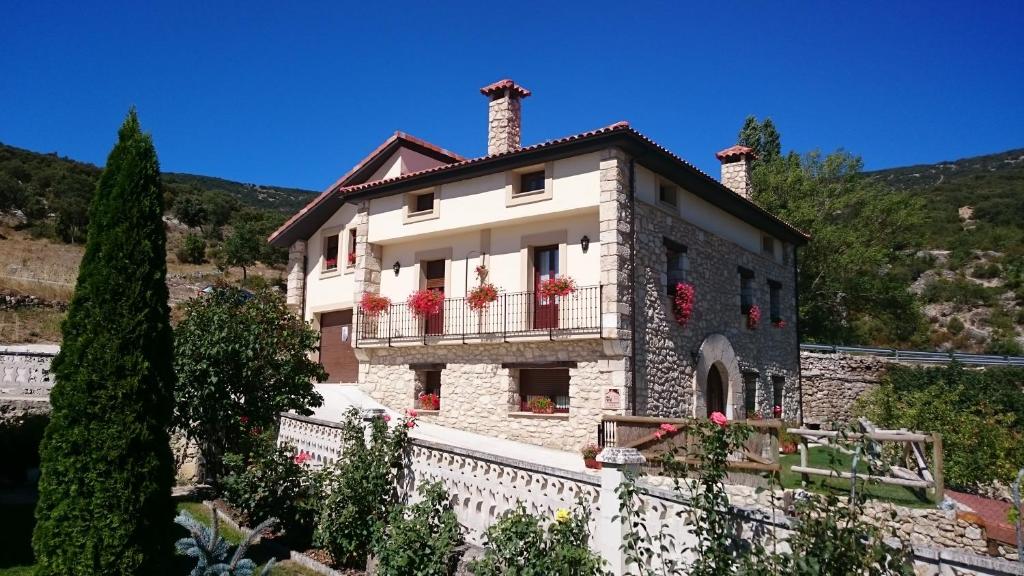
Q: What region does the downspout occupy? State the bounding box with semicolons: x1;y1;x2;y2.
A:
793;246;803;426
629;158;638;415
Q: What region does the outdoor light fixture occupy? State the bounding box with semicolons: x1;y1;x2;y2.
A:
581;235;590;253
393;261;401;276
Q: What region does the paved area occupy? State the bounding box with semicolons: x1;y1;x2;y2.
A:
310;383;590;473
948;489;1018;545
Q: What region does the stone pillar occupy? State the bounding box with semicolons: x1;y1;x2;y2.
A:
599;147;634;412
596;447;646;576
286;240;306;314
715;145;757;199
480;79;531;155
353;201;382;348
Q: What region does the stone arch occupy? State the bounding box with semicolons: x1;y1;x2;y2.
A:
692;333;742;419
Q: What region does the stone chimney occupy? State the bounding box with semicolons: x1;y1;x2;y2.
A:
480;79;531;155
715;145;757;199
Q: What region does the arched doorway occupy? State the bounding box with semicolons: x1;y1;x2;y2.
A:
706;364;726;417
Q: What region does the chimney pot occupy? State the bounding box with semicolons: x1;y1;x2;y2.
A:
715;145;757;199
481;79;530;155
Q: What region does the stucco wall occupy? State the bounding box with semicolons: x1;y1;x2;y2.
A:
304;203;360;323
357;339;625;451
632;199;801;420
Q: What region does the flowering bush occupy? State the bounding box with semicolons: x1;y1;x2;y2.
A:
360;292;391;316
746;304;761;329
672;282;695;326
373;481;464;576
537;276;577;299
407;289;444;317
418;391;440;410
527;396;555;414
468;283;499;311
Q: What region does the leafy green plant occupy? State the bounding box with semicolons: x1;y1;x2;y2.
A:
373;481;464;575
470;500;604;576
177;233;207;264
174;509;276;576
173;285;325;481
314;409;413;569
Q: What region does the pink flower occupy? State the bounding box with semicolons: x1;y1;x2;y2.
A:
406;408;418;418
772;405;782;418
382;414;391;422
653;430;665;439
405;420;416;429
710;412;728;428
239;415;249;425
293;452;311;465
659;423;678;433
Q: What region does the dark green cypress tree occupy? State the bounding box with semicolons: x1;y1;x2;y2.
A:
33;109;176;575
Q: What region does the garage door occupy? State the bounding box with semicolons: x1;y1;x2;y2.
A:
319;310;358;383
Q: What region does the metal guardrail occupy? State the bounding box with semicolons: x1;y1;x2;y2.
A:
800;343;1024;367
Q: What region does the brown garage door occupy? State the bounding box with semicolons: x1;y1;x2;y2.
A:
320;310;357;383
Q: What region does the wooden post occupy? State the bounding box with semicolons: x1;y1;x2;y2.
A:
799;434;810;486
932;432;944;502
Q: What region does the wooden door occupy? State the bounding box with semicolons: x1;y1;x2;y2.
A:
319;310;357;382
423;259;445;335
706;364;726;417
533;245;559;329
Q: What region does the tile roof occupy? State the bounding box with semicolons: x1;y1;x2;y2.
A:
480;79;531;98
715;145;757;161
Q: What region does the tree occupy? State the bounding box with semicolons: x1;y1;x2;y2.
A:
173;285;325;481
737;115;781;163
219;221;261;279
751;148;926;345
33;110;177;576
173;192;207;228
176;232;207;264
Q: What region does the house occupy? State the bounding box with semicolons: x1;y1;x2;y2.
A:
269;80;808;451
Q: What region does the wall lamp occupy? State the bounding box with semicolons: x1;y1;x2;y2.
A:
392;261;401;276
580;235;590;254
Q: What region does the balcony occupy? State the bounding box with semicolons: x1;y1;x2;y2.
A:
357;285;602;346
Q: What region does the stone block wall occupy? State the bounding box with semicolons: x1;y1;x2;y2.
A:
1;346;56;419
799;351;890;426
632;201;800;420
358;339;625;451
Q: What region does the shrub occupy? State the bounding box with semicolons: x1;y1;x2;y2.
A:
176;232;207;264
856;363;1024;489
220;434;320;548
315;409;414;568
946;316;964;335
174;509;276;576
470;501;604;576
373;481;464;576
33;110;178;576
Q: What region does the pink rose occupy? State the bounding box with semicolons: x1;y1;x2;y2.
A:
710;412;728;428
293;452;311;465
406;408;418;418
653;430;664;439
659;423;678;433
405;420;416;429
382;414;391;422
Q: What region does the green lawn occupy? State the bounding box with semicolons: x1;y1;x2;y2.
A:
177;501;245;545
779;446;935;507
0;566;36;576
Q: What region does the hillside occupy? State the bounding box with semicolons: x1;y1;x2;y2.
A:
867;148;1024;354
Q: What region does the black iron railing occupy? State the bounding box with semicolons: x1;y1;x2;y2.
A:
357;285;602;345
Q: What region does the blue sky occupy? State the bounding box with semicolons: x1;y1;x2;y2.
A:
1;0;1021;191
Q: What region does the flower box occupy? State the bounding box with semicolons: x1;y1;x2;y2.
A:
584;458;602;470
673;282;695;326
537;276;577;299
417;392;440;411
527;397;555;414
746;304;761;329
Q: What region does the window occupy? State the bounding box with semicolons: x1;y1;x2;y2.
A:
739;267;754;313
323;234;340;271
518;368;570;413
659;182;677;206
417;370;442;410
743;372;758;416
346;228;357;268
664;239;689;295
518;170;546;195
762;235;775;257
772;376;785;413
413;191;434;214
768;280;781;322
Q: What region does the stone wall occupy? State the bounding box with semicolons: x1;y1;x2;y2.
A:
633;200;801;420
357;339;625;451
800;350;890;426
1;345;57;420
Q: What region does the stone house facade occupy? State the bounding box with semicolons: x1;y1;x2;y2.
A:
269;80;808;450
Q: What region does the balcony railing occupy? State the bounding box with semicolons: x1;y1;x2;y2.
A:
357;285;602;345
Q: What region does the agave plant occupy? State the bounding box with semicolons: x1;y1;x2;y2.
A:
174;508;278;576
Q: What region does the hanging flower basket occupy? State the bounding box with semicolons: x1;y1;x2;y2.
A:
747;304;761;329
360;293;391;315
538;276;577;299
407;289;444;317
468;283;499;311
673;282;695;326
